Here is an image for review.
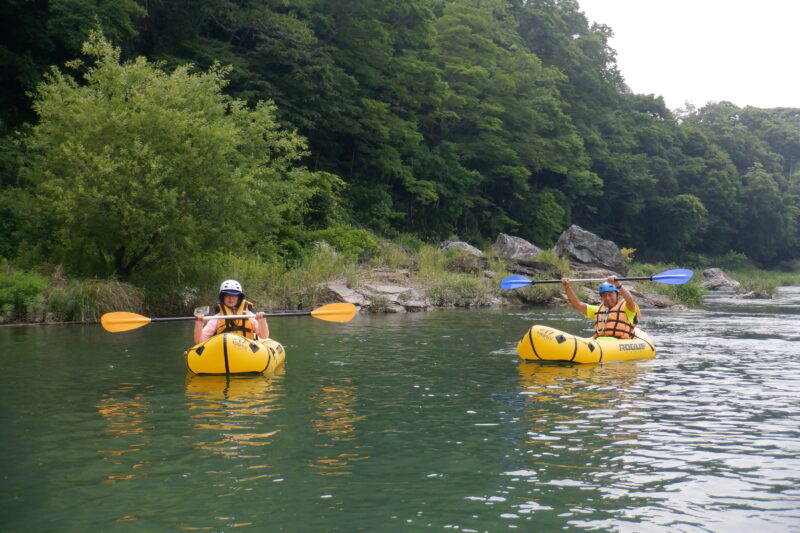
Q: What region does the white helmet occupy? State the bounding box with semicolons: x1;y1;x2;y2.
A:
219;279;243;295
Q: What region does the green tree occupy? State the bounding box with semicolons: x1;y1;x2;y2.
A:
643;194;708;256
737;163;793;265
0;0;145;130
16;31;340;280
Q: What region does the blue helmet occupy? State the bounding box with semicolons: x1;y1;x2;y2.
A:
598;282;619;294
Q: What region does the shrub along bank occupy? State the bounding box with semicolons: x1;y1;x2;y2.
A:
2;235;766;326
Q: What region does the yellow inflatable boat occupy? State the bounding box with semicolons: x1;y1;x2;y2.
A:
517;325;655;363
185;334;286;375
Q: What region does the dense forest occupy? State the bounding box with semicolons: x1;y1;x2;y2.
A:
2;0;799;291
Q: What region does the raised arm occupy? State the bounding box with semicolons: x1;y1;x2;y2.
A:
561;278;587;314
610;276;637;312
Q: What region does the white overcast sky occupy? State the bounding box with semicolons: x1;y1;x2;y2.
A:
576;0;800;111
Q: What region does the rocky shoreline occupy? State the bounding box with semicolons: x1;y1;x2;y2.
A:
321;225;751;314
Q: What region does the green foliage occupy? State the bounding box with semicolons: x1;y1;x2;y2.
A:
736;163;793;265
0;268;48;321
425;275;496;307
644;194;708;256
725;267;800;295
620;248;636;263
718;251;751;270
629;263;706;307
0;0;145;129
531;250;571;276
661;281;706;308
16;31;332;282
47;279;144;322
306;225;379;260
181;249;359;314
3;0;800;277
414;245;449;279
371;244;415;270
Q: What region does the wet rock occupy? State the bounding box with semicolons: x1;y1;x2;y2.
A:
733;290;772;299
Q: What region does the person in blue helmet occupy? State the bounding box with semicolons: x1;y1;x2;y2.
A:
193;279;269;344
560;275;640;339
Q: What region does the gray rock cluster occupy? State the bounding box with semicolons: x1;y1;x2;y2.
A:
319;224;759;314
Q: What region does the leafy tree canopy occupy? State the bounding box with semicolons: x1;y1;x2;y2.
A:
16;31;341;280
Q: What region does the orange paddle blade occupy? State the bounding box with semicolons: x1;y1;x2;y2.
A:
309;303;357;323
100;312;153;332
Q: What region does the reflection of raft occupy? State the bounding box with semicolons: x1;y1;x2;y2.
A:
517;325;655;363
185;334;286;375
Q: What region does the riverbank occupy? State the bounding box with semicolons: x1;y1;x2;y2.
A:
3;228;797;326
0;243;722;325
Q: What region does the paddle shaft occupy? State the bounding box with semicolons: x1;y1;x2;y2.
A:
197;312;311;320
541;276;658;284
148;312;311;323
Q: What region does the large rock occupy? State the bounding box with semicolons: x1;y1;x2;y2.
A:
553;225;628;275
439;241;484;257
323;282;370;306
322;280;431;313
701;268;741;290
492;233;542;260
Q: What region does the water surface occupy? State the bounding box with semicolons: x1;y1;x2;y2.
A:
1;289;799;531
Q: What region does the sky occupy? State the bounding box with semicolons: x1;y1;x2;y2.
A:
576;0;800;111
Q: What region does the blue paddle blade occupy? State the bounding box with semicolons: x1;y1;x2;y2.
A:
651;268;694;285
500;275;533;290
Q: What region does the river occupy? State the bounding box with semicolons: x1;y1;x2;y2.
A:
1;288;799;532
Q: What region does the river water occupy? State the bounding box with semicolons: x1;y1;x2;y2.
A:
1;288;799;532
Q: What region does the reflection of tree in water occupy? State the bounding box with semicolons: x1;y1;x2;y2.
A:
308;378;370;476
95;383;155;483
184;371;285;460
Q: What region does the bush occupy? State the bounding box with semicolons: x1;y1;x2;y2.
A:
659;281;706;307
306;225;379;260
371;243;414;270
425;275;496;307
47;279;144;322
620;248;636;263
628;263;706;307
0;269;48;322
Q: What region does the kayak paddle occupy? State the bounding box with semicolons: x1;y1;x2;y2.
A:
500;268;694;290
101;302;358;333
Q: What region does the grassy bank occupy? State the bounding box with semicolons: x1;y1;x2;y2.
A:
1;243;780;324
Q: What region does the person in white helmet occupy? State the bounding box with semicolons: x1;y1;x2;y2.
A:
193;279;269;344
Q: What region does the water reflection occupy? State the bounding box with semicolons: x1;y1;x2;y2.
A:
95;383;154;483
308;378;370;476
511;361;660;523
184;372;284;457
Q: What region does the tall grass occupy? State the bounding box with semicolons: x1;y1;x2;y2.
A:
725;267;800;294
370;243;414;270
413;245;499;306
187;249;360;312
628;263;706;307
47;279;145;322
493;250;569;305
